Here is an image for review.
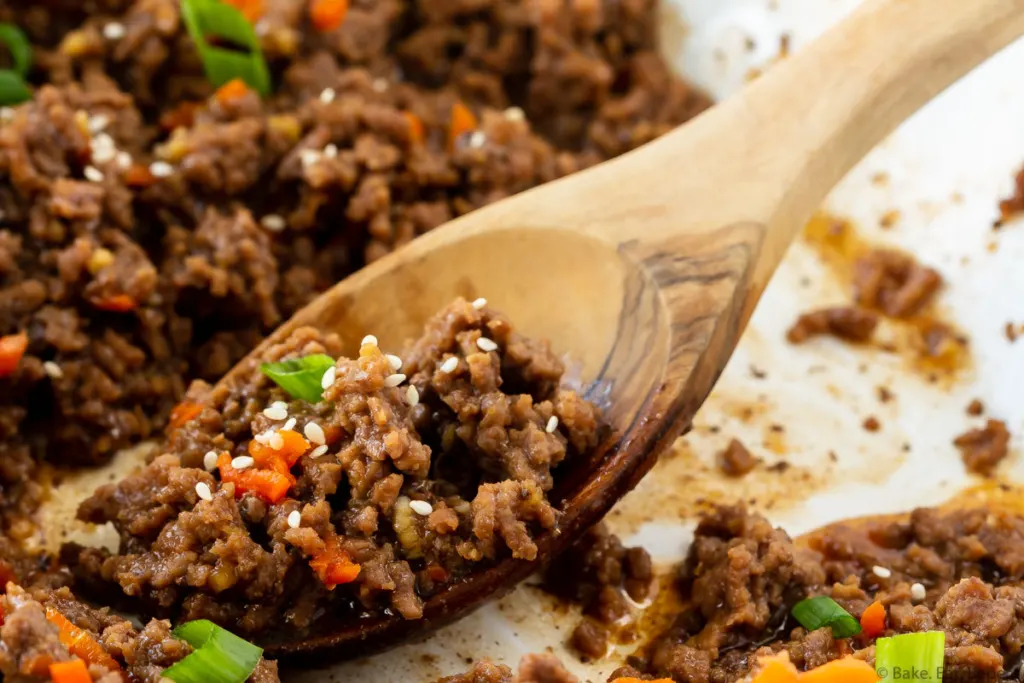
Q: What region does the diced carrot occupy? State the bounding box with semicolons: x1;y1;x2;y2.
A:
309;0;349;32
800;657;879;683
218;453;294;504
860;600;886;638
159;100;201;131
91;294;137;312
0;332;28;378
215;78;250;105
403;111;424;145
168;401;203;429
248;429;310;468
749;654;800;683
49;658;92;683
448;100;478;150
610;679;673;683
224;0;264;22
310;536;361;588
45;608;121;673
123;163;157;188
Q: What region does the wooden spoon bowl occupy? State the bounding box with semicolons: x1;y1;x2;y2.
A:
216;0;1024;661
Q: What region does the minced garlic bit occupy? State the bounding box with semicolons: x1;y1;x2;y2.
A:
409;500;433;516
872;565;892;579
195;482;213;502
287;510;301;528
476;337;498;352
439;357;458;373
231;456;254;470
304;421;326;445
321;366;337;390
384;373;406;388
406;385;419;407
203;451;218;471
545;416;558;433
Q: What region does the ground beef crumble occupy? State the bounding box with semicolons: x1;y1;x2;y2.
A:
954;419;1011;476
715;439;758;477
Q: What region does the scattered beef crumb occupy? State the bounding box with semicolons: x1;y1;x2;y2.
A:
853;249;942;317
716;439;758;477
570;618;609;661
954;419;1011;476
999;166;1024;220
862;416;881;432
966;399;985;417
877;386;894;403
786;307;878;344
1007;322;1020;343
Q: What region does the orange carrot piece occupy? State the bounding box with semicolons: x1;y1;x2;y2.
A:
860;600;886;638
91;294;137;312
310;536;361;588
448;100;478;150
49;658;92;683
749;654;801;683
215;78;250;105
800;657;880;683
309;0;349;32
123;164;157;188
248;429;310;468
168;401;203;429
403;111;425;145
45;608;121;673
611;679;673;683
218;453;294;504
224;0;264;21
0;332;28;378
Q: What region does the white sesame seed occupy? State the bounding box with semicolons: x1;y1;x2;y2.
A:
503;106;525;122
406;385;419;406
476;337;498;352
149;161;174;178
362;335;378;347
282;417;297;432
384;373;407;388
323;143;338;159
116;151;132;169
872;565;892;579
319;87;336;104
911;582;926;602
300;149;321;169
0;107;14;123
269;431;284;450
545;416;559;433
471;297;487;309
232;456;254;470
203;451;218;471
263;403;288;420
468;131;486;148
409;500;433;516
91;145;115;164
103;22;126;40
386;354;403;371
261;214;286;232
195;482;213;502
304;422;326;445
372;78;388;93
88;114;110;133
253;430;273;445
287;510;301;528
43;361;63;379
321;366;336;390
84;166;104;182
440;357;458;373
310;444;328;458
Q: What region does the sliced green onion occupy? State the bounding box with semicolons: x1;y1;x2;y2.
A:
875;631;944;683
181;0;270;95
260;354;336;403
0;24;32;106
791;596;861;638
162;619;263;683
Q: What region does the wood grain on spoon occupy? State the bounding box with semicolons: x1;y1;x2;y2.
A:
218;0;1024;661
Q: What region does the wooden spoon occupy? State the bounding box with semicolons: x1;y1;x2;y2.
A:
231;0;1024;661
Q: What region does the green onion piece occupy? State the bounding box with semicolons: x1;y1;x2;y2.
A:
875;631;944;683
181;0;270;95
161;620;263;683
791;596;861;638
260;354;336;403
0;24;32;106
0;24;31;76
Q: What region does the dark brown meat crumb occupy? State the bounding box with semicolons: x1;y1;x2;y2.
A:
853;249;942;318
862;416;880;432
785;307;878;344
954;419;1011;476
716;438;758;477
966;399;985;416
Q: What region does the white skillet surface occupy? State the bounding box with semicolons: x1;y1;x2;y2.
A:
40;1;1024;681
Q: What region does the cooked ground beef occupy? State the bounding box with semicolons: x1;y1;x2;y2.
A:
999;165;1024;222
66;299;603;636
0;0;709;535
967;399;985;416
716;438;758;477
0;583;279;682
785;306;878;344
543;523;653;661
852;248;942;318
438;654;578;683
954;419;1011;476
